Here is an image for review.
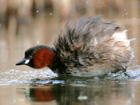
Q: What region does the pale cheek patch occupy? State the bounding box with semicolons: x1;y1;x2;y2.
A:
25;59;30;64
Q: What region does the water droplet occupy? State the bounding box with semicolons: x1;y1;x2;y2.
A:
125;12;128;15
86;1;88;4
78;95;88;100
50;13;52;15
133;17;136;20
36;10;39;13
37;41;40;44
124;9;127;11
0;24;1;27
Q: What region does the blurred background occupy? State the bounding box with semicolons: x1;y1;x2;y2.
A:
0;0;140;70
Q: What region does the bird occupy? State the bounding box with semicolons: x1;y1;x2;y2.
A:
16;16;133;77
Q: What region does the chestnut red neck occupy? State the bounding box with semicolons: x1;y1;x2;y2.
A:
33;48;55;69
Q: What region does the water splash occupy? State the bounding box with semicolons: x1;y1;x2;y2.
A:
127;66;140;79
0;66;140;85
0;69;58;85
93;66;140;80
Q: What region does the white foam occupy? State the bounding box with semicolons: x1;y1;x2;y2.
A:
0;69;58;85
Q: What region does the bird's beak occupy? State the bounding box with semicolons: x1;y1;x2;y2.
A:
16;58;30;66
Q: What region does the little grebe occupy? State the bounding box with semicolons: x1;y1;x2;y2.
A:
16;16;133;76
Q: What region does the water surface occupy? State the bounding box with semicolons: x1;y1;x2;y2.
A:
0;67;140;105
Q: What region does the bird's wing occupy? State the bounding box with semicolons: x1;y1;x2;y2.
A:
54;16;130;69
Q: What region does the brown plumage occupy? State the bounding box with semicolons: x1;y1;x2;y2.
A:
16;16;133;77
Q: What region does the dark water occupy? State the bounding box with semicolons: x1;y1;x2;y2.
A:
0;67;140;105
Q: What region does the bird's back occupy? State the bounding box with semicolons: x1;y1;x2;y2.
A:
54;16;133;76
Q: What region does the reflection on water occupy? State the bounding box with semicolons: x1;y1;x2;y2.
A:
0;67;140;105
1;77;140;105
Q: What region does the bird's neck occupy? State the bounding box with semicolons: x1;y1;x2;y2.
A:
33;47;55;69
